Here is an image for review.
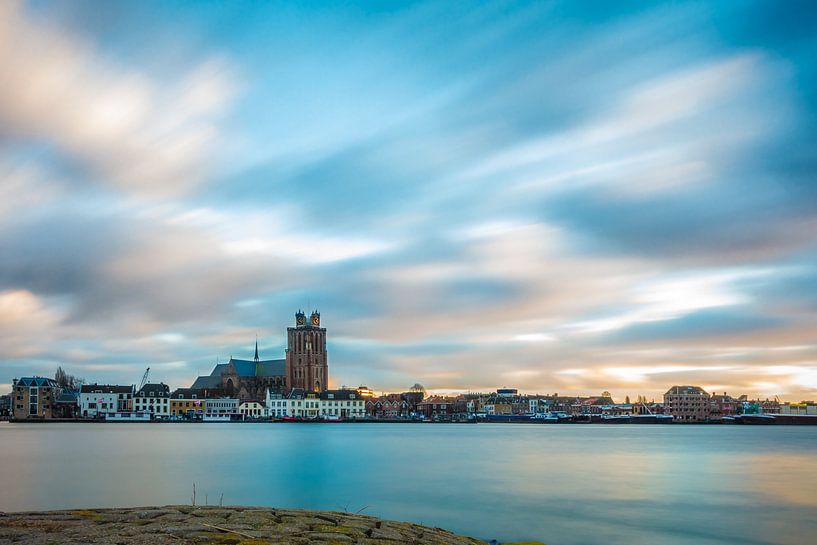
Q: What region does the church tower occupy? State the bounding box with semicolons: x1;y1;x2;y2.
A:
285;309;328;392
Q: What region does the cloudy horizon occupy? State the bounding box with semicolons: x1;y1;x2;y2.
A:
2;0;817;401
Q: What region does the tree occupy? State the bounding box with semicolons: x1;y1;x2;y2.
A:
54;366;85;390
404;383;427;409
625;396;631;404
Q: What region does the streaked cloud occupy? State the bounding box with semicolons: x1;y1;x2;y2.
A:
0;1;239;196
1;0;816;401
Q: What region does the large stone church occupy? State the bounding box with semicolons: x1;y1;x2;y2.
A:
191;310;328;401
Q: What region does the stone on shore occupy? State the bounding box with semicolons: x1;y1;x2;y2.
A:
0;506;530;545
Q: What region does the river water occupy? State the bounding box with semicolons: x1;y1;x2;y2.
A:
1;422;815;545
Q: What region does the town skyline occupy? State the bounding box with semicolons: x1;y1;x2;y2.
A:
2;1;817;402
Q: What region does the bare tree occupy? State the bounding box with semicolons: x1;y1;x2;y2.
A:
54;366;85;390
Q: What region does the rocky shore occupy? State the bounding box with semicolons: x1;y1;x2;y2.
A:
0;506;542;545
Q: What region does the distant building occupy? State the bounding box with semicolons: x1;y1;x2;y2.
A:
529;397;550;414
366;394;409;419
609;404;634;416
79;384;134;418
239;400;265;418
571;396;616;416
296;390;321;419
266;391;289;418
54;388;80;418
417;396;467;420
190;310;329;401
133;383;171;418
264;388;362;419
12;377;60;420
264;388;316;418
286;310;329;393
664;385;711;422
0;393;10;417
737;396;780;414
205;398;239;417
320;389;365;419
192;349;286;403
169;388;205;419
632;401;663;415
780;402;817;415
356;386;375;398
710;392;739;418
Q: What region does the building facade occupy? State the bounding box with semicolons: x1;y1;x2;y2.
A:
710;392;739;418
190;310;329;400
320;389;365;419
169;388;205;418
780;402;817;415
11;377;60;420
417;396;467;420
191;348;286;402
239;400;265;418
205;397;239;417
133;383;171;418
0;393;10;418
366;394;409;419
285;310;328;393
664;385;711;422
264;388;362;419
79;384;134;418
54;389;80;418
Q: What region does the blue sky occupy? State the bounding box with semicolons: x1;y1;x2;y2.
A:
2;0;817;400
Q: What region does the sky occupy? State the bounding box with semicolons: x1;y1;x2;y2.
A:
1;0;817;401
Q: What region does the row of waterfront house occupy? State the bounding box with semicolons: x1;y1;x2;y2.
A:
2;375;812;423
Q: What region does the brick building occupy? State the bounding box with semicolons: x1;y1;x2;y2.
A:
710;392;739;418
417;396;467;420
190;310;329;401
11;377;60;420
366;394;409;419
664;385;711;422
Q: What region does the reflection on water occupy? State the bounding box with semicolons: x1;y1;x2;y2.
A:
1;422;815;545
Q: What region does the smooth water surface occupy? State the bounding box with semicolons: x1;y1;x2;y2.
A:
1;422;815;545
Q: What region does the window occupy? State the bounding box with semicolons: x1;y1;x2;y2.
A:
29;387;39;415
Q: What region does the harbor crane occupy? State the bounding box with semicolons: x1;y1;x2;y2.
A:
138;367;150;391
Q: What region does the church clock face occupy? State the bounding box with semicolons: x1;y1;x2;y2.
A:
296;315;305;326
311;315;320;326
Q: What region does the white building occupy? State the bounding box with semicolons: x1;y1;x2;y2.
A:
265;389;316;418
319;389;365;419
264;388;365;419
239;400;265;419
205;398;239;417
79;384;134;418
133;383;171;418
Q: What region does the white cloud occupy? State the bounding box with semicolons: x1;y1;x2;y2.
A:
513;333;556;343
0;158;63;217
564;268;772;334
0;1;240;196
0;290;65;358
469;54;762;180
